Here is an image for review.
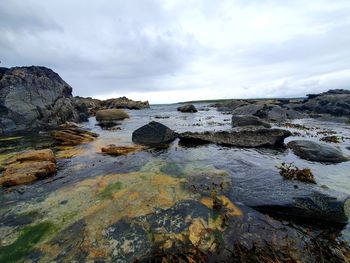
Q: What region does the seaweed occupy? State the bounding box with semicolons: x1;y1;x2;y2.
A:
98;181;122;200
0;222;55;263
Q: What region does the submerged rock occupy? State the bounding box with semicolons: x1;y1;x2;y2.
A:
0;66;85;133
0;149;57;186
132;121;177;145
52;123;99;146
177;104;198;113
231;115;271;128
101;144;144;156
287;140;349;163
179;128;291;147
95;109;129;122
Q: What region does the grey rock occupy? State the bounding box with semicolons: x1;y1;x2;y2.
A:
132;121;177;145
287;140;349;163
179;128;291;147
232;115;271;128
0;66;83;133
177;104;198;113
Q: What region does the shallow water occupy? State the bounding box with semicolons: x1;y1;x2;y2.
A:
1;104;350;262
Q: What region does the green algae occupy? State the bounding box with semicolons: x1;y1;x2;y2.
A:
160;162;184;177
98;181;123;200
0;222;55;263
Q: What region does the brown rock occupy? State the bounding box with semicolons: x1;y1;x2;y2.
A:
16;149;56;163
101;144;144;156
96;109;129;122
52;123;99;146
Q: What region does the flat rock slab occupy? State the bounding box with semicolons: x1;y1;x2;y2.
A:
179;128;291;147
287;140;349;163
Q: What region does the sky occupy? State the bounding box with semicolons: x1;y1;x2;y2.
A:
1;0;350;103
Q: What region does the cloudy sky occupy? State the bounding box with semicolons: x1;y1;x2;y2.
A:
1;0;350;103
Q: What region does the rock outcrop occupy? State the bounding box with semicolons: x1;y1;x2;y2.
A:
74;96;150;116
0;149;57;186
177;104;198;113
287;140;349;163
179;128;291;147
0;66;87;133
132;121;177;145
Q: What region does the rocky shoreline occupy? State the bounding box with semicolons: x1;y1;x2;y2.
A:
1;66;350;262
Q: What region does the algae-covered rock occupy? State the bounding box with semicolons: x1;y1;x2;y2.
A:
101;144;144;156
96;109;129;122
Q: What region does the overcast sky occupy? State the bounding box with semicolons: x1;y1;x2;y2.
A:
1;0;350;103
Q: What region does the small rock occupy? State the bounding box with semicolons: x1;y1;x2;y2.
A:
52;123;99;146
177;104;198;113
96;109;129;122
132;121;177;145
232;115;271;128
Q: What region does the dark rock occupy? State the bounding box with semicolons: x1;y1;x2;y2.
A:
177;104;198;113
287;140;349;163
0;66;82;133
232;115;271;128
132;121;177;145
231;169;350;223
179;128;291;147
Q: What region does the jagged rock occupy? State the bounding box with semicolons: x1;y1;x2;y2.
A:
101;144;144;156
179;129;291;147
287;140;349;163
232;115;271;128
0;66;84;133
177;104;198;113
52;122;99;146
0;149;57;186
96;109;129;122
132;121;177;145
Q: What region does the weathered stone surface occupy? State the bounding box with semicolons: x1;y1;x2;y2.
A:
0;66;84;133
0;149;57;186
101;144;144;156
52;123;99;146
132;121;177;145
179;128;291;147
287;140;349;163
16;149;56;163
232;115;271;128
177;104;198;113
95;109;129;122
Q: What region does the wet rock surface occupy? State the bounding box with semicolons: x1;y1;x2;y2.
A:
179;128;291;147
101;144;144;156
288;140;349;163
132;121;177;145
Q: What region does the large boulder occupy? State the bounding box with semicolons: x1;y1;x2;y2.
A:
179;129;291;147
132;121;177;145
96;109;129;122
0;66;84;133
287;140;349;163
177;104;198;113
0;149;57;186
232;115;271;128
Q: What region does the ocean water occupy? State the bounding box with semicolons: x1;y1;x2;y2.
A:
1;103;350;261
